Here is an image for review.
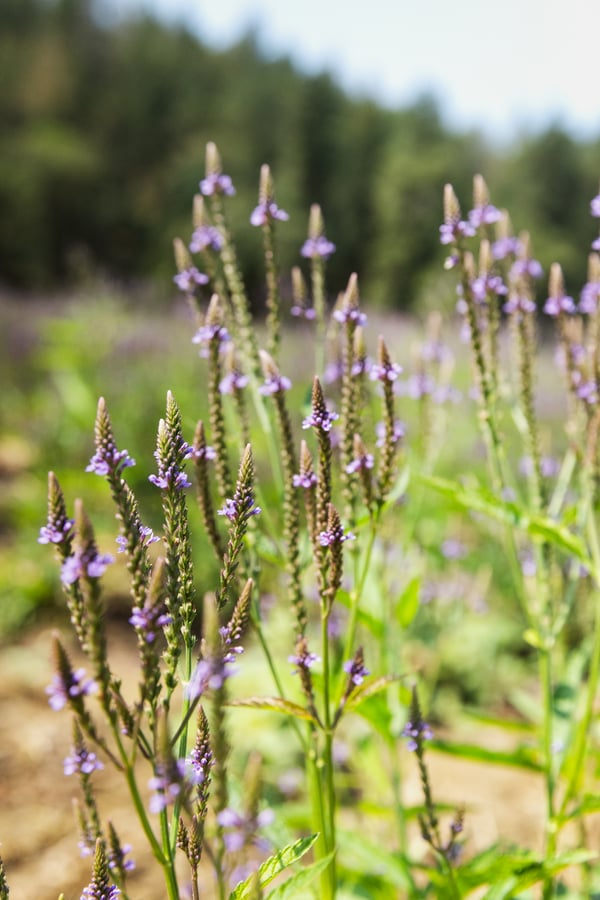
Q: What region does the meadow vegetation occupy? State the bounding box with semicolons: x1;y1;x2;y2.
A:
3;139;600;900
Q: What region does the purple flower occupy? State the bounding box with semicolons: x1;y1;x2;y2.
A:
220;371;249;394
116;524;158;554
46;668;97;711
375;419;405;448
324;359;344;384
148;468;191;490
543;293;576;317
350;356;372;377
593;236;600;251
470;274;508;304
149;439;193;491
292;470;318;489
64;746;104;776
217;495;261;521
191;443;217;461
129;602;172;644
81;882;121;900
333;307;367;327
250;201;289;226
439;219;475;245
492;236;522;260
61;549;114;586
370;360;403;383
148;760;186;813
503;295;536;315
301;235;336;258
580;281;600;314
396;373;436;399
192;323;230;352
576;380;598;404
402;719;433;752
217;807;274;853
591;194;600;218
345;451;374;474
173;267;209;293
189;225;223;253
520;550;537;578
86;447;135;477
108;844;135;874
290;304;316;320
259;374;292;395
38;517;74;545
520;455;560;479
510;258;543;280
343;657;370;686
468;204;501;228
441;539;467;560
186;655;231;701
318;524;355;547
302;407;339;432
186;742;213;785
199;172;235;197
288;649;320;673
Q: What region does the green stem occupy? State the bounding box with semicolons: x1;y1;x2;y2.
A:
320;607;337;898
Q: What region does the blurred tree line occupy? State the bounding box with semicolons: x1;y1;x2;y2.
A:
2;0;600;309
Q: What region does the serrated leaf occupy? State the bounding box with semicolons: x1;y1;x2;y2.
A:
226;696;318;723
228;835;319;900
265;853;334;899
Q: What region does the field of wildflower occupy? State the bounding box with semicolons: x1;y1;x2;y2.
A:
3;143;600;899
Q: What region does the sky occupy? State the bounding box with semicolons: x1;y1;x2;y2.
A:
108;0;600;141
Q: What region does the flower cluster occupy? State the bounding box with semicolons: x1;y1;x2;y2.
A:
116;523;159;553
217;494;261;522
343;654;370;687
189;224;223;253
148;438;193;490
318;522;355;547
61;547;114;586
402;718;434;752
302;406;339;432
250;200;289;226
199;171;235;196
173;266;209;294
64;746;104;776
129;600;172;644
46;667;97;711
259;373;292;395
39;516;74;545
301;234;336;258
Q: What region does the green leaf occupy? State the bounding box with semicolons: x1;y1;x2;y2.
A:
228;835;319;900
451;845;595;897
346;674;405;711
480;849;596;898
354;691;395;745
265;853;334;899
337;828;413;890
226;697;318;723
419;474;593;572
396;575;421;628
431;738;543;771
